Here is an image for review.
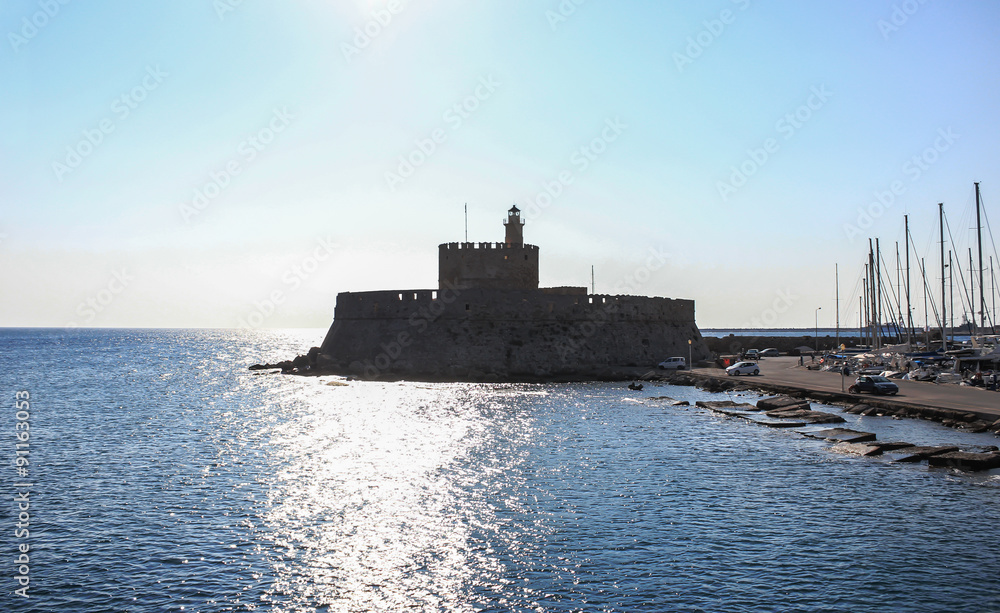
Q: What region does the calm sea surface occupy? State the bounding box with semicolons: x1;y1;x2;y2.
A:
2;328;999;612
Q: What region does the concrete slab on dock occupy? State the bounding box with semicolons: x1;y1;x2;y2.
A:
801;428;878;443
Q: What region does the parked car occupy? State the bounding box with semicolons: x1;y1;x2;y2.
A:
726;361;760;376
760;348;780;357
744;349;760;360
848;375;899;395
657;357;687;370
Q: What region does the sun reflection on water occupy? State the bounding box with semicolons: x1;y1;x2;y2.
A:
253;381;541;611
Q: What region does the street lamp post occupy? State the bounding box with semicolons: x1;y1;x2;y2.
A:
688;339;692;369
815;307;822;353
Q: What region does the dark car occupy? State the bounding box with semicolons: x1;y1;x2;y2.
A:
848;375;899;395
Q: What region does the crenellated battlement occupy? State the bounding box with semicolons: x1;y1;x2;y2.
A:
439;242;539;251
333;288;695;323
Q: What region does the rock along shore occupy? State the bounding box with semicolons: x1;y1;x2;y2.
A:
660;369;1000;436
249;349;676;384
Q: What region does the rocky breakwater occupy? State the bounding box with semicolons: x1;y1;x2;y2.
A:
756;395;846;424
696;396;845;428
249;347;321;374
659;369;1000;434
688;394;1000;471
703;334;860;355
842;402;1000;435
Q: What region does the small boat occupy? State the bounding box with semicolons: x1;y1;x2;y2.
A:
628;382;644;391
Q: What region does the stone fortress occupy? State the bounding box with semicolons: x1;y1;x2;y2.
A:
317;206;709;380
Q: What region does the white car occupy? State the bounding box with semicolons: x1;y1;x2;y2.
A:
726;361;759;376
657;357;687;370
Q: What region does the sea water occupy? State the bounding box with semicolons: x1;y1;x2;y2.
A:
1;328;998;612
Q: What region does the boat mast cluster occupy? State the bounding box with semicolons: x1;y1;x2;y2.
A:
846;183;997;351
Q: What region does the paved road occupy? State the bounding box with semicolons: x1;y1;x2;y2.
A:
692;356;1000;420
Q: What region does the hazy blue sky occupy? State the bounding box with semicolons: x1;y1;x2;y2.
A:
3;0;1000;329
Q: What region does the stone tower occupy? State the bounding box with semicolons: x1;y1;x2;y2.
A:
438;205;539;290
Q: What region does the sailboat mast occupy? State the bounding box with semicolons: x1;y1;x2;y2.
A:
969;248;975;335
992;255;996;333
905;214;912;345
977;182;985;329
866;246;871;346
835;263;840;349
949;250;953;342
922;257;929;346
876;237;882;348
863;266;870;347
893;241;906;343
939;203;947;350
859;295;864;346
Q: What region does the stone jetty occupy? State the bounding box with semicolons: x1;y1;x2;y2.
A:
660;362;1000;434
675;393;1000;472
927;452;1000;471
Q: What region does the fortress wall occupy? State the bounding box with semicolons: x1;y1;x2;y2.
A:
320;288;707;379
438;242;539;290
332;289;440;319
329;289;696;323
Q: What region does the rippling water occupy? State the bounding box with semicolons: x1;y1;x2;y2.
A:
2;328;999;612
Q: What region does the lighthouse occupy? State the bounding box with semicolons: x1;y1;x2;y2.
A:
504;205;524;247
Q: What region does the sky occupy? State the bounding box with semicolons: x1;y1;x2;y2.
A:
3;0;1000;329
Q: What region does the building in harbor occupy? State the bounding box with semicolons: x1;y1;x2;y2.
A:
318;206;708;380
